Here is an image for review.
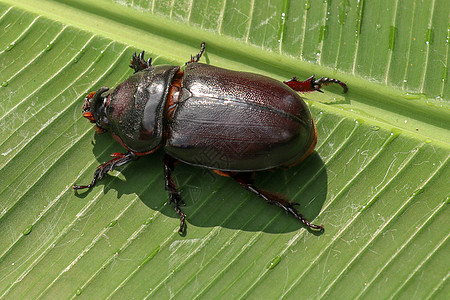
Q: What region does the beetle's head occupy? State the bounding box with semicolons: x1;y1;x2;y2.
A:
82;87;111;134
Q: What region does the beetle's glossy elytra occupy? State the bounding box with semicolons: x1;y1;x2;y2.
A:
165;62;317;171
74;42;348;233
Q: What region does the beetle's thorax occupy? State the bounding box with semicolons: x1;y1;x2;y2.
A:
100;65;180;154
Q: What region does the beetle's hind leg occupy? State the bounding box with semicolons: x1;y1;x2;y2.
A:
73;152;138;190
163;154;186;233
130;51;152;73
231;172;323;231
185;42;206;65
284;75;348;94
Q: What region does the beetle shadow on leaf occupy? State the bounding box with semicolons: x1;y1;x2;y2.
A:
137;152;328;234
175;152;328;234
85;133;327;234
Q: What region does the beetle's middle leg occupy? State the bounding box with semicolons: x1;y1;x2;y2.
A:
231;172;324;231
73;152;138;190
163;154;186;233
185;42;206;65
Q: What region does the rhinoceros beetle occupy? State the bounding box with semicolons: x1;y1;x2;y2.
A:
74;42;347;233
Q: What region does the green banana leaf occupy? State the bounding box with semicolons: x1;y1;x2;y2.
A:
0;0;448;299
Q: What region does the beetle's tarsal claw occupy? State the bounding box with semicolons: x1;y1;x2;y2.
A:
315;87;324;93
72;152;137;192
168;192;187;233
285;203;323;231
314;76;348;94
231;173;324;231
163;154;188;233
285;74;347;94
72;176;97;190
178;212;186;233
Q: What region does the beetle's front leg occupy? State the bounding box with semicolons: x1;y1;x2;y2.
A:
73;152;138;190
185;42;206;65
284;75;348;93
163;154;186;233
130;51;152;73
231;172;324;231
